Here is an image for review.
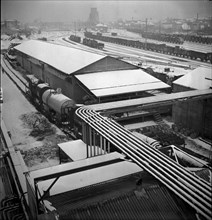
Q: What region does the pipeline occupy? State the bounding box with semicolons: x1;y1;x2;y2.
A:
76;107;212;220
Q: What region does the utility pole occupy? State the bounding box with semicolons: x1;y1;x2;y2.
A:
140;18;151;50
159;20;161;34
145;18;148;50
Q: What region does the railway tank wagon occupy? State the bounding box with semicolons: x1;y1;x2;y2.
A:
25;75;76;126
42;89;76;125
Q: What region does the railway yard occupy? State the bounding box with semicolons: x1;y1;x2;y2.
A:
1;29;212;220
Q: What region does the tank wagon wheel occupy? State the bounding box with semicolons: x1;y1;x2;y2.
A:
25;87;32;100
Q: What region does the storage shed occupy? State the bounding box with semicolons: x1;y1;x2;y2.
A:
172;67;212;139
14;40;170;104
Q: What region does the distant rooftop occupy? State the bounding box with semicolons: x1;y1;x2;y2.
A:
14;40;105;75
173;67;212;90
4;19;18;22
142;64;191;77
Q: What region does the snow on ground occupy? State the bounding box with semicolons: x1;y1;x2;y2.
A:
163;117;212;158
1;36;27;50
1;63;71;171
29;31;73;41
125;115;212;160
184;138;211;159
0;31;72;51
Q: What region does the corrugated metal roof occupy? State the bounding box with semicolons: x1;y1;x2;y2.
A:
52;184;193;220
76;69;170;97
173;67;212;90
14;40;105;75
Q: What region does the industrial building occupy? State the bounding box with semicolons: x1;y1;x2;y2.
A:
88;8;99;26
1;19;20;35
95;23;108;32
172;67;212;139
14;40;170;104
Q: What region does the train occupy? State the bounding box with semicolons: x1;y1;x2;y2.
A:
126;29;212;44
69;34;104;50
69;35;81;43
84;31;212;63
25;75;77;127
82;38;104;49
178;34;212;44
141;32;184;44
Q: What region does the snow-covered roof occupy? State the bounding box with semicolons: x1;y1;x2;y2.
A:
14;40;105;75
75;69;170;97
5;19;18;22
96;23;107;27
142;64;190;77
58;139;106;161
30;152;141;195
173;67;212;90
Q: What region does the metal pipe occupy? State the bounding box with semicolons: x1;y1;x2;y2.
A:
108;141;110;153
103;138;106;153
86;124;89;158
89;127;92;157
78;108;211;194
93;130;96;156
75;107;212;219
100;135;103;155
79;112;211;219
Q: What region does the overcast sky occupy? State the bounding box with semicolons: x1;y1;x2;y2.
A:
1;1;212;23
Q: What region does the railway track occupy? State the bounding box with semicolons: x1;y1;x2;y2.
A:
1;56;27;92
61;35;212;69
76;107;212;220
84;32;212;67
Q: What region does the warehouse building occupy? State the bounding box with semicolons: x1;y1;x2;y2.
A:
14;40;170;104
172;67;212;139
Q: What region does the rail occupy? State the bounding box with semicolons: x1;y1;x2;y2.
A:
76;107;212;220
1;56;28;96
